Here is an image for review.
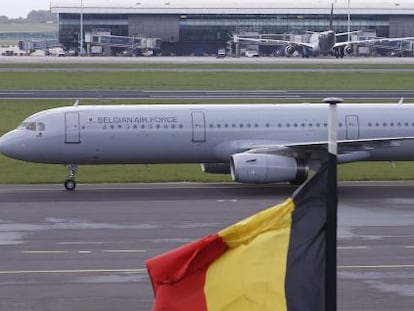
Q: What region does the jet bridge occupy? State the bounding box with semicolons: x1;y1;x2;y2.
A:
85;33;161;56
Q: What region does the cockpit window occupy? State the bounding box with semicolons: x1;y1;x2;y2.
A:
18;122;29;129
37;122;45;131
17;121;46;131
26;122;37;131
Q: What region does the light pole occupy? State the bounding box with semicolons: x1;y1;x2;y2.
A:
80;0;84;55
347;0;351;42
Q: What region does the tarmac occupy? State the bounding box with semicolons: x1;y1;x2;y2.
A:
0;182;413;311
2;55;414;65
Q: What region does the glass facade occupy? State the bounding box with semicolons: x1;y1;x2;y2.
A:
178;14;390;55
59;14;128;50
57;12;395;54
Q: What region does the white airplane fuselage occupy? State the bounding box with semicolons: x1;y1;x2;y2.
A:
311;31;336;53
2;103;414;163
1;103;414;188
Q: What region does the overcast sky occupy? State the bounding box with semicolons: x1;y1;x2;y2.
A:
2;0;51;18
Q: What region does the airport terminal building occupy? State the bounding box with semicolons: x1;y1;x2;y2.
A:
51;0;414;55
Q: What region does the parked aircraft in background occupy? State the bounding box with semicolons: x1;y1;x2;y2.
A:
1;99;414;190
233;4;414;58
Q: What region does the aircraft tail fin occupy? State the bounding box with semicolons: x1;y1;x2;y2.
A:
329;2;334;30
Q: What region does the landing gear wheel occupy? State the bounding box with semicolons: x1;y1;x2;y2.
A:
64;164;78;191
64;179;76;191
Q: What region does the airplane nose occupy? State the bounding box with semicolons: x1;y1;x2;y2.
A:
0;133;12;157
0;131;21;159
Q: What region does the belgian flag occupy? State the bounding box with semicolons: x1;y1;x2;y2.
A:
146;163;329;311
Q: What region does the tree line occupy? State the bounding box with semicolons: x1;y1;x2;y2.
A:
0;10;57;24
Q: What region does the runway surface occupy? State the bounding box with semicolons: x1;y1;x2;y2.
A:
2;55;414;65
0;89;413;100
0;182;413;311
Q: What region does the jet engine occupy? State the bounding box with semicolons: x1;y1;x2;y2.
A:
344;44;354;55
284;45;296;56
230;153;308;184
201;163;231;174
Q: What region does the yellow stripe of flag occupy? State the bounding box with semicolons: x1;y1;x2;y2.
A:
205;198;295;311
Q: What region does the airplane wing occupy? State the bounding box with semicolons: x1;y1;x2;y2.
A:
242;137;414;163
236;36;314;48
335;31;362;37
334;37;414;48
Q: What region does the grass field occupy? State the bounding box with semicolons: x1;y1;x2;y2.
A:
1;62;414;69
1;66;414;184
1;71;414;90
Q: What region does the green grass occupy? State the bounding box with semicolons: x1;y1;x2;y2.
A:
2;154;414;184
1;71;414;90
1;62;414;70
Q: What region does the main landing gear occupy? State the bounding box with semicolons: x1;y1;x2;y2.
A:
64;164;77;191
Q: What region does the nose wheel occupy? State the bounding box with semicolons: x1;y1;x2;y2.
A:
64;164;77;191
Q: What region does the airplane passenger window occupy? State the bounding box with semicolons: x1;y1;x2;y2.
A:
26;122;37;131
37;122;46;131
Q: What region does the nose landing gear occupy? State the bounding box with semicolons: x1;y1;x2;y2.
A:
64;164;78;191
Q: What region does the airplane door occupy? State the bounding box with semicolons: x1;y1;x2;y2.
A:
346;115;359;140
65;112;81;144
191;111;206;143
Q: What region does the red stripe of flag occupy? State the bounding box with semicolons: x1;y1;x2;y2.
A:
146;234;228;311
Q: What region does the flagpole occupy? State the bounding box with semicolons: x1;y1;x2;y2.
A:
324;97;341;311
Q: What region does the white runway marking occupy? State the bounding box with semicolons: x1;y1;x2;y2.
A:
0;268;147;275
103;249;147;253
338;246;369;250
21;250;69;254
339;264;414;269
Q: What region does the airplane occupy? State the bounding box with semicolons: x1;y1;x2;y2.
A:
233;4;414;58
1;98;414;190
